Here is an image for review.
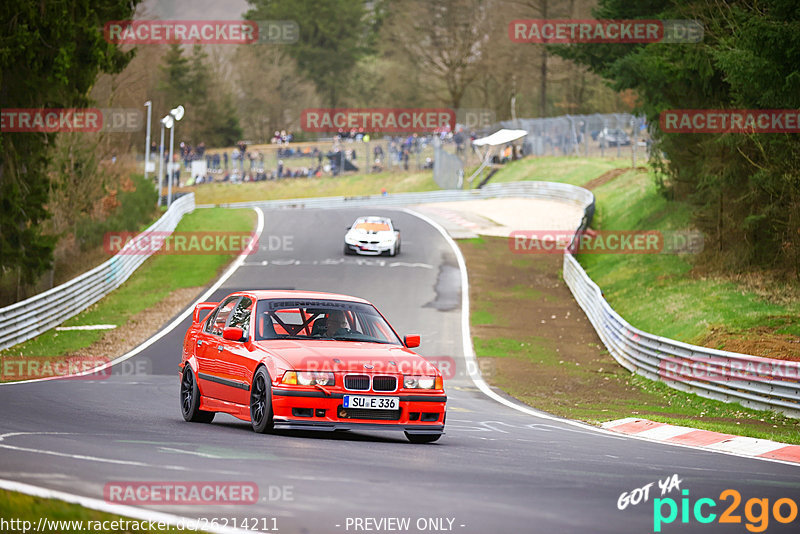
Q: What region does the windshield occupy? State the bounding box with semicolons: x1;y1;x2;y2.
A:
254;299;402;345
354;222;390;232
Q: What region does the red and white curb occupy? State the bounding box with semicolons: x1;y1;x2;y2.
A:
603;418;800;464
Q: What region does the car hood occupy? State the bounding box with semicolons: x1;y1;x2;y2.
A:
254;339;437;374
346;228;395;239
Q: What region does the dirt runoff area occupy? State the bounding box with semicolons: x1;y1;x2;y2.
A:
459;235;660;421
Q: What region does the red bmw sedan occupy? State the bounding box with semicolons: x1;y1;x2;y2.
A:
180;290;446;443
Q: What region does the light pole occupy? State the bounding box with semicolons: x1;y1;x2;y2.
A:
157;116;170;208
143;101;152;183
166;105;185;207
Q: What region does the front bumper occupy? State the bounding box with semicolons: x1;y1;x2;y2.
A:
344;242;393;255
271;388;446;433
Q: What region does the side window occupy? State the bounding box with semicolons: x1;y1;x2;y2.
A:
228;297;253;339
207;297;239;336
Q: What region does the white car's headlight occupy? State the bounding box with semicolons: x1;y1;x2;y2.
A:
345;235;358;244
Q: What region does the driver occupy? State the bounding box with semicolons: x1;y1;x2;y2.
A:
324;310;350;336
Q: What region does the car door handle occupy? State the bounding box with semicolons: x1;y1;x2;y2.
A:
217;345;224;352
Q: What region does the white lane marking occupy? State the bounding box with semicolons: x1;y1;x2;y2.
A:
402;207;800;467
0;431;188;470
0;478;255;534
0;442;187;469
0;431;76;441
55;324;117;331
158;446;225;459
241;258;433;269
0;207;265;386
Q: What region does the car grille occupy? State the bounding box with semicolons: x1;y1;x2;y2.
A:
372;376;397;392
344;374;370;391
338;406;401;420
359;240;379;244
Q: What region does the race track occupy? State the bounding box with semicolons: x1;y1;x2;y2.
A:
1;206;798;534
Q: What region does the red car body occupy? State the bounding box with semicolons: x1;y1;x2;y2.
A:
179;290;446;442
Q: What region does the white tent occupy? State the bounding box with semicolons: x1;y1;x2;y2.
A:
471;129;528;147
468;129;528;186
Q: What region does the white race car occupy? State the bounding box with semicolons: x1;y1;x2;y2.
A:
343;216;401;256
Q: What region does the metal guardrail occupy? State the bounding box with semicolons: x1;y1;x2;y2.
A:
201;180;595;212
558;198;800;418
0;194;196;351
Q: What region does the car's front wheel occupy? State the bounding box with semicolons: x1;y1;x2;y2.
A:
405;432;441;444
180;367;215;423
250;366;274;433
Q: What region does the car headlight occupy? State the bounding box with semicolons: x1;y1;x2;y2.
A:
403;375;441;389
345;236;358;244
281;371;335;386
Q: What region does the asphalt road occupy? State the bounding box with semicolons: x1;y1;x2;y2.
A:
1;206;799;534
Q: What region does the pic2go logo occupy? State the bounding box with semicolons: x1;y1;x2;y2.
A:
653;489;799;533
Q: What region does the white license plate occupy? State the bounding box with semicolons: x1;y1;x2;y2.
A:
343;395;398;410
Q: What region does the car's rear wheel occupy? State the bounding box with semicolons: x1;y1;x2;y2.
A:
180;367;215;423
250;367;274;433
405;432;441;444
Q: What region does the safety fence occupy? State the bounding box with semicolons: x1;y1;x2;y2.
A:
0;194;196;351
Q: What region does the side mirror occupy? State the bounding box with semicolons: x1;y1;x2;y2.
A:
222;327;245;342
404;334;420;348
193;302;218;323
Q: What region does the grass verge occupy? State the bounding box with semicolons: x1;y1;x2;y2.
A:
1;207;255;360
579;168;800;356
185;170;439;205
182;155;633;205
0;489;204;533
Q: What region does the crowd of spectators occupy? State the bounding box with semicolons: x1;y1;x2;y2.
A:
148;123;485;190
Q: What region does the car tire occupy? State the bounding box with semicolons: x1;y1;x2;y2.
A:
250;366;274;433
180;366;215;423
405;432;441;444
343;243;353;255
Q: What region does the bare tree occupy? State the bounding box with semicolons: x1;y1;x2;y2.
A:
385;0;493;109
